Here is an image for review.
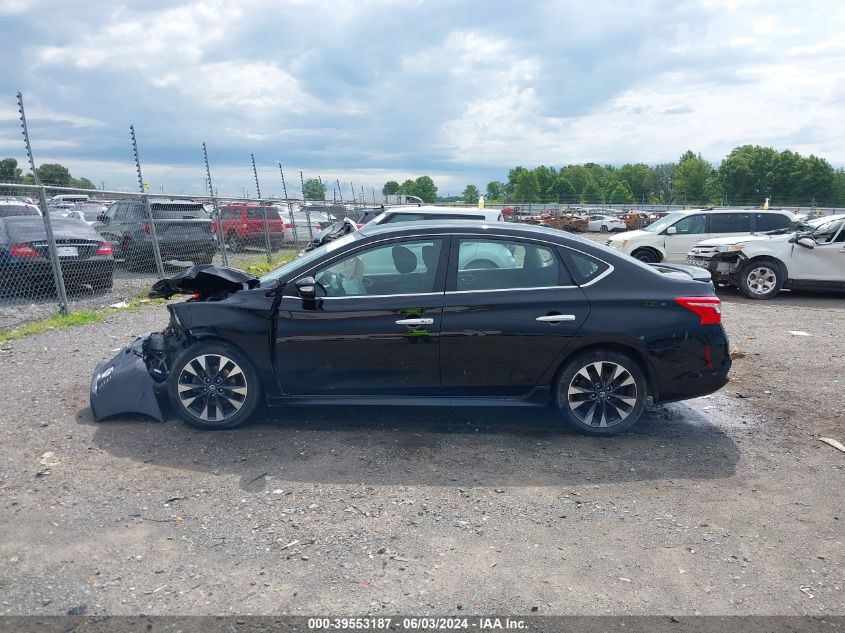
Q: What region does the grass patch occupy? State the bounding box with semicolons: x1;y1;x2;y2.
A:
0;297;166;346
236;252;297;276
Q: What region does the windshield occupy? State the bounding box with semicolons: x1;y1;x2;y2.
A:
643;212;685;233
260;233;358;285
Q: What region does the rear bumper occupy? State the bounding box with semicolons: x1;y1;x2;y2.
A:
1;259;114;287
649;325;732;404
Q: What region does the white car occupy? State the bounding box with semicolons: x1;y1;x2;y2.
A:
586;213;627;232
606;208;796;263
367;205;504;225
687;214;845;299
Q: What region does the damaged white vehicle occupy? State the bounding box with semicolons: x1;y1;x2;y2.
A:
687;215;845;299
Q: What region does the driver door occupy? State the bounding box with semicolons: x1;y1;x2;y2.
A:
790;219;845;281
274;237;449;395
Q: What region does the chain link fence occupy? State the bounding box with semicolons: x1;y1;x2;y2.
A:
0;183;346;330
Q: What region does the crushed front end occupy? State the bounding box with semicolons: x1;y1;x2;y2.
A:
686;244;745;286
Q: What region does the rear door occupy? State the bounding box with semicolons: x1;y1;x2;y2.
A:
440;236;590;397
789;219;845;282
275;236;448;395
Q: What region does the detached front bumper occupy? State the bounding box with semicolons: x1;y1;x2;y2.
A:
90;335;166;422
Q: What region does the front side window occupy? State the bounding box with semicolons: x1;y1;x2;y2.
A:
672;214;707;235
314;239;443;297
455;239;562;291
813;219;845;244
710;213;750;233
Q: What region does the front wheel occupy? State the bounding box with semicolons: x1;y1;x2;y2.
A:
632;248;660;263
555;350;648;436
737;260;784;299
600;225;609;233
167;341;262;430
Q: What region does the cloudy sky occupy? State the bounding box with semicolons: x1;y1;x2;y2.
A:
0;0;843;198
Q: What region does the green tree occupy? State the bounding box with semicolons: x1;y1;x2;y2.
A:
486;181;505;200
73;177;96;190
513;170;540;203
382;181;400;196
0;158;23;182
652;163;676;204
580;180;601;204
829;169;845;206
461;184;480;204
550;177;576;202
678;149;697;164
674;154;713;204
617;163;654;202
533;165;557;201
717;145;780;204
36;163;73;186
302;178;326;200
605;180;635;204
398;179;416;196
505;166;529;199
413;176;438;203
559;165;591;195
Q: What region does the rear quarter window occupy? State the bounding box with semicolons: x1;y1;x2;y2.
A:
709;212;751;233
755;213;791;231
559;248;610;285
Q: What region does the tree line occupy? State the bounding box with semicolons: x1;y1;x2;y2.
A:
384;146;845;207
0;158;95;192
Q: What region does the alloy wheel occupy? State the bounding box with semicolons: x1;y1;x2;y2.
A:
566;361;638;428
746;266;777;295
177;354;248;422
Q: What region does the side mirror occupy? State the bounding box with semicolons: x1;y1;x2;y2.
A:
666;226;678;235
796;236;815;249
295;276;317;299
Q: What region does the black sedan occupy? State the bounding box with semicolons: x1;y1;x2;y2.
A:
1;215;115;293
91;221;730;436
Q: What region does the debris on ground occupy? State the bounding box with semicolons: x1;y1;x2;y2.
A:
819;437;845;453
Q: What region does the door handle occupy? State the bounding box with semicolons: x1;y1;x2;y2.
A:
395;318;434;326
536;314;576;323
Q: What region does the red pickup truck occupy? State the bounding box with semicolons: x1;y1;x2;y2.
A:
218;203;289;251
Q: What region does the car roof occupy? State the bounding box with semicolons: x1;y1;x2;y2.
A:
383;205;496;214
357;219;568;240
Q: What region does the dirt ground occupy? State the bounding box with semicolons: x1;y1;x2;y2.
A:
0;286;842;616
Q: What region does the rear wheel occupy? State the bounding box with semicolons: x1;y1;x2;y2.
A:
555;350;647;436
168;341;261;430
600;225;609;233
737;259;784;299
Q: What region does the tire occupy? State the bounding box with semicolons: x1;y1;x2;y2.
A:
632;248;660;263
167;340;262;430
554;349;648;436
600;225;609;233
737;259;784;300
227;232;243;252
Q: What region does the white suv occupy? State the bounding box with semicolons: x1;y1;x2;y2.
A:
687;214;845;299
606;209;796;263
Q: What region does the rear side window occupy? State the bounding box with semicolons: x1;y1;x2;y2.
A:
755;213;791;231
152;204;206;219
455;239;566;291
672;214;707;234
560;249;610;285
0;204;39;217
710;213;750;233
384;213;425;223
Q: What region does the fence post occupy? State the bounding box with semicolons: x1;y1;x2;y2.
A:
130;125;165;278
203;142;228;267
301;171;314;240
251;153;272;264
278;163;299;251
18;92;69;316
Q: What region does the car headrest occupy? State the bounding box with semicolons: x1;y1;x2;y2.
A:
392;245;417;274
421;245;438;271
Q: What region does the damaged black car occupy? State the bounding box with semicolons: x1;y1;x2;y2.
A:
91;221;731;436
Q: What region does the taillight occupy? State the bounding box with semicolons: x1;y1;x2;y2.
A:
143;222;151;234
95;241;113;256
675;296;722;325
9;243;39;258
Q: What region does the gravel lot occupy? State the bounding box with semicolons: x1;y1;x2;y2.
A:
0;238;842;616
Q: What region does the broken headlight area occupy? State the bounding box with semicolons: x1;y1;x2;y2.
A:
90;332;172;422
149;264;259;301
709;252;746;283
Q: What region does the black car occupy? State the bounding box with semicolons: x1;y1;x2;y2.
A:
90;221;730;436
95;199;217;270
1;215;115;292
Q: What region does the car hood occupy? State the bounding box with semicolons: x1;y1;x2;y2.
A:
609;229;651;242
694;233;794;247
149;265;259;300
